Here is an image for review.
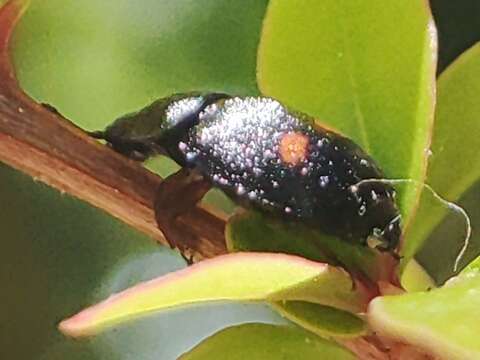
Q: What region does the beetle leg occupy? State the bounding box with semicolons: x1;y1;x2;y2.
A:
154;167;211;263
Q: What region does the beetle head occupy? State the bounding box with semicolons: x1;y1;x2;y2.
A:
350;181;402;253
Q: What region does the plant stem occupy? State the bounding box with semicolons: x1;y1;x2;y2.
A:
0;0;227;260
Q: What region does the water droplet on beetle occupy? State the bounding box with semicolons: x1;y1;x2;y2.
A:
236;184;246;195
358;204;367;216
319;176;330;188
178;142;187;152
253;167;263;177
186;152;197;161
263;149;274;159
219;178;229;186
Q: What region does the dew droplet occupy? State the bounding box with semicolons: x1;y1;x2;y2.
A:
358;204;367;216
253;167;263;177
248;191;257;200
219;178;229;186
319;176;330;188
236;184;246;195
178;142;188;152
186;152;197;161
263;149;275;159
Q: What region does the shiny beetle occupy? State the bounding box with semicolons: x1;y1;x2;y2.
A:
91;93;401;257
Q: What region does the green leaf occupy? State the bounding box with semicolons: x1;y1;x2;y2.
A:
59;253;368;337
400;259;435;292
13;0;268;130
179;323;355;360
257;0;437;261
226;215;370;338
411;43;480;282
415;180;480;285
463;253;480;273
226;211;384;282
271;301;366;339
369;269;480;360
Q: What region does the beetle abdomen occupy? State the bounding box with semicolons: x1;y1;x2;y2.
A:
177;97;397;242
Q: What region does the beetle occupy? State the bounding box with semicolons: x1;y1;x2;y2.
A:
90;92;401;259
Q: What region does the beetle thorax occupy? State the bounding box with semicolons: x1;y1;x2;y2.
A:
164;96;206;131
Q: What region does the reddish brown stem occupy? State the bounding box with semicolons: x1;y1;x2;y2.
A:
0;0;227;259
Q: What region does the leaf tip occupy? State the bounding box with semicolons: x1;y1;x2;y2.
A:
58;310;96;338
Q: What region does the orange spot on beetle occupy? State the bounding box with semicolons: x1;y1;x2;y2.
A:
279;132;309;165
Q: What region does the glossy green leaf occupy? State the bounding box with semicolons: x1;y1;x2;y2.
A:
59;253;367;337
271;301;366;339
179;323;355;360
257;0;437;262
226;211;384;282
369;269;480;360
412;44;480;282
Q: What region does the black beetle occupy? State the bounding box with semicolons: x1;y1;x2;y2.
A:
91;92;401;258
